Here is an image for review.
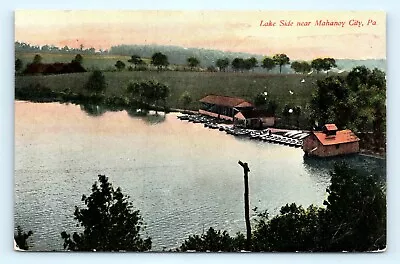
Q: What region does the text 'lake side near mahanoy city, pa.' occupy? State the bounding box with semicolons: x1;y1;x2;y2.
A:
260;19;378;28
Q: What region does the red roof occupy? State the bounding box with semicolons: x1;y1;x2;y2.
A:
235;109;274;119
323;124;338;131
199;95;253;108
313;130;359;146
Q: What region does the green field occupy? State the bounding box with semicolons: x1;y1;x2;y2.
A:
16;52;151;71
15;70;332;112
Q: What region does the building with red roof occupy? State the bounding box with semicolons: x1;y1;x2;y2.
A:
303;124;360;157
234;109;275;129
199;95;254;121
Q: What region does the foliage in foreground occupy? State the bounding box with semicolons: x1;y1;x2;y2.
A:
177;227;246;252
14;226;33;250
61;175;151;251
177;162;386;252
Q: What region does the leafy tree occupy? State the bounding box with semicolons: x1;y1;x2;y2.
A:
151;52;169;71
85;70;107;94
61;175;152;251
293;106;302;128
244;57;257;71
252;204;321;252
33;54;42;64
254;93;267;108
300;61;312;73
15;58;23;73
73;54;83;64
291;61;303;73
291;61;311;74
187;56;200;70
273;54;290;73
180;91;192;109
128;55;145;68
178;227;246;252
115;60;126;71
231;58;245;72
127;80;169;110
310;76;351;129
262;57;276;72
216;58;230;72
346;66;370;92
266;100;278;115
311;58;336;74
14;226;33;250
320;163;386;251
346;67;386;149
311;58;324;73
321;58;337;74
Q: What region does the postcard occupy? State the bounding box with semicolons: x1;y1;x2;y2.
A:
14;10;386;252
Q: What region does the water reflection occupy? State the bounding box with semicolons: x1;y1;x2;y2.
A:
303;154;386;181
79;104;166;125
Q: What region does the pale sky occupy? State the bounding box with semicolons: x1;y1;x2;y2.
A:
15;10;386;60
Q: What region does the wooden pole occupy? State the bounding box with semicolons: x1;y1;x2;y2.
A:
238;160;251;251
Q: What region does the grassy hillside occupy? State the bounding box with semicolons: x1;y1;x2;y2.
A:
15;71;332;113
15;52;151;72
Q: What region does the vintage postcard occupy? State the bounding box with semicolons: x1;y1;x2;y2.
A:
14;10;386;252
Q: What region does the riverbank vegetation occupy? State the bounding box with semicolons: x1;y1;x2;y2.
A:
18;162;385;252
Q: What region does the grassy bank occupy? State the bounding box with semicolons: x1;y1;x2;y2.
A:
15;71;331;113
16;52;151;72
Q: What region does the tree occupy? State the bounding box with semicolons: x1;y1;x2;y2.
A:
321;58;337;74
15;58;23;73
178;227;246;252
187;56;200;70
180;91;192;110
311;58;336;74
216;58;230;72
85;70;107;94
291;61;311;74
231;58;245;72
61;175;152;251
310;76;351;128
273;54;290;73
128;55;145;68
73;54;83;64
151;52;169;71
346;66;370;92
262;57;275;72
321;163;386;251
127;80;169;110
254;93;267;108
33;54;42;64
293;106;301;128
115;60;126;71
14;226;33;250
244;57;257;71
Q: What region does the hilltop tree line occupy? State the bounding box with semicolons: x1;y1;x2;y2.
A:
15;41;107;54
16;41;338;74
16;162;385;252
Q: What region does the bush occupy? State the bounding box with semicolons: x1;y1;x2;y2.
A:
61;175;152;251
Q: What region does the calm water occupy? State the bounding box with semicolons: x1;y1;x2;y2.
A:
14;101;386;251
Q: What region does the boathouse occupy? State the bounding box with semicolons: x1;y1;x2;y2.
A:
234;109;275;129
199;95;253;121
302;124;360;157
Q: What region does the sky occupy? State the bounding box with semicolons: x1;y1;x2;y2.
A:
15;10;385;60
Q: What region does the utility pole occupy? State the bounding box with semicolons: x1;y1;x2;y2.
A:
238;160;251;251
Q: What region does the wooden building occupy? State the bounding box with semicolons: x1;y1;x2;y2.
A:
234;109;275;129
199;95;253;121
303;124;360;157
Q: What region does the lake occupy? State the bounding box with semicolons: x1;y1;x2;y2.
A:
14;101;386;251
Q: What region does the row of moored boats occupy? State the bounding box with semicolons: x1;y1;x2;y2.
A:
177;114;309;148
